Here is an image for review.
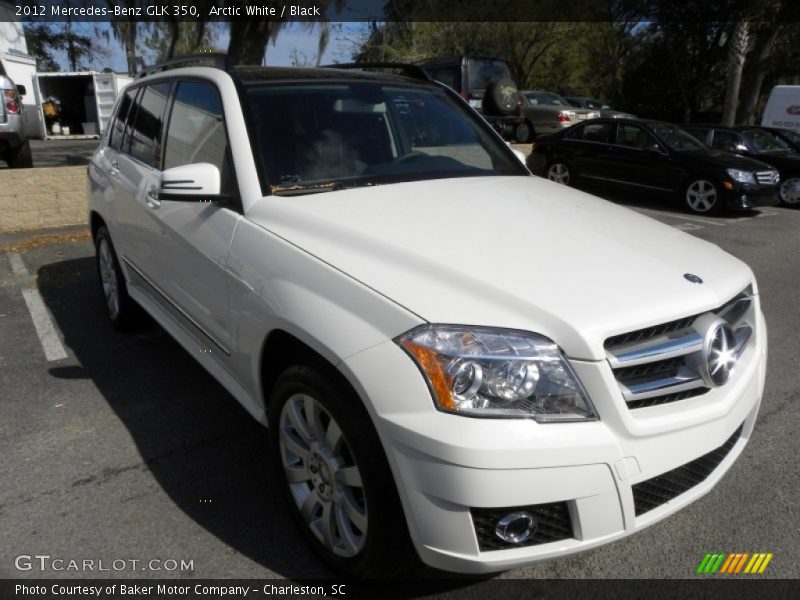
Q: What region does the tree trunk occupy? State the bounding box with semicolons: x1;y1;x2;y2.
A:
721;21;750;126
227;21;280;65
736;24;781;124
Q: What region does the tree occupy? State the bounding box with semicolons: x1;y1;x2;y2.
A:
721;21;750;125
141;22;218;64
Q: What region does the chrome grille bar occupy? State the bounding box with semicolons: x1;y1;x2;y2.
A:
605;287;755;408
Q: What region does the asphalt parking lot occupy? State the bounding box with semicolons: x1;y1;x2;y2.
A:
0;187;798;582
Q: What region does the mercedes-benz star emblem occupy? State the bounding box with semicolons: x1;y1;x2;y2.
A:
704;321;738;387
684;273;703;284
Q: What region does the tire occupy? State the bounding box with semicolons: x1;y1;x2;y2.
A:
482;77;518;116
683;177;723;215
515;120;534;143
94;225;141;330
546;160;573;186
7;140;33;168
778;177;800;206
268;365;416;577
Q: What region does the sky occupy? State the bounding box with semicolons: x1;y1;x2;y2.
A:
51;21;369;73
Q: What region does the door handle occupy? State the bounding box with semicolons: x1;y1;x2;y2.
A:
109;161;119;176
146;189;161;209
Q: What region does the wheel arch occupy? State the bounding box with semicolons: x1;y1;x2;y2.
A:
89;210;106;240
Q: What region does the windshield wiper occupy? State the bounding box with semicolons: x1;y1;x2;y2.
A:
271;180;380;196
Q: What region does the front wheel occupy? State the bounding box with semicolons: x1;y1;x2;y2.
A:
268;365;416;577
684;178;723;214
546;161;573;186
778;177;800;206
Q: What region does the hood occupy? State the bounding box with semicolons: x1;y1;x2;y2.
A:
247;176;753;360
681;148;774;171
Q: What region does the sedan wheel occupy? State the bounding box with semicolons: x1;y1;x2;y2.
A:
779;177;800;205
278;392;367;557
685;178;721;214
547;162;571;185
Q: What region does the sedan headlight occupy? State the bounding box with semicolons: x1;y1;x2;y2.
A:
397;325;598;422
726;168;755;184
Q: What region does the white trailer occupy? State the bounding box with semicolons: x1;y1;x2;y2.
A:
34;71;132;139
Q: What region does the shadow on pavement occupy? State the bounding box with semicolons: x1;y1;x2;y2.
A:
36;255;333;579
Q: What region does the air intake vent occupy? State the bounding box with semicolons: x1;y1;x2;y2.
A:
632;423;743;515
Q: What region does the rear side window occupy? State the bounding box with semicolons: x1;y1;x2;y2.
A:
164;81;229;175
109;88;135;150
120;87;143;155
573;122;614;143
128;82;172;167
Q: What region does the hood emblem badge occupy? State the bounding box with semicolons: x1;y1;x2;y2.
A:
684;273;703;284
703;320;738;387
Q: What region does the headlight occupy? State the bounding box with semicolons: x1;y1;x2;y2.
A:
726;168;755;184
397;325;598;422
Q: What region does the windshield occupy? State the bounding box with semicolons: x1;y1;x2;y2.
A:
466;58;512;90
245;82;523;194
651;124;706;151
741;128;790;152
525;92;567;106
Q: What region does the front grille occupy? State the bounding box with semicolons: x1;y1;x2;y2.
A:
755;170;779;186
632;423;743;516
604;288;754;410
471;502;573;551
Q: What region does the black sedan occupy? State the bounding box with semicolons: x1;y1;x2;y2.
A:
526;118;780;214
683;124;800;206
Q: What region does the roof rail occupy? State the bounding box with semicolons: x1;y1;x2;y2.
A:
135;53;234;79
322;62;431;82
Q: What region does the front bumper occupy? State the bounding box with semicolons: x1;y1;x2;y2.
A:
723;183;779;210
342;311;766;573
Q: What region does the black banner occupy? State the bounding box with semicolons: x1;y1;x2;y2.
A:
2;579;799;600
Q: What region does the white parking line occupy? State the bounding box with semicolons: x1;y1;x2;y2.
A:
7;252;68;362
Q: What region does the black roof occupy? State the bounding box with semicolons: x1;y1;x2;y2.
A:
684;123;767;131
232;66;429;85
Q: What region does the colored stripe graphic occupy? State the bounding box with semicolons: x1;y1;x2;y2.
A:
697;552;773;574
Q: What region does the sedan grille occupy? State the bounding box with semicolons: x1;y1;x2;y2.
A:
604;288;755;409
755;170;779;185
632;423;743;516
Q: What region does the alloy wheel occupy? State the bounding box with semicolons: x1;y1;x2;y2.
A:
686;179;718;213
278;393;367;557
98;238;120;319
779;177;800;205
547;163;570;185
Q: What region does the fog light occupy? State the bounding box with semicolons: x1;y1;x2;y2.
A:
495;511;537;544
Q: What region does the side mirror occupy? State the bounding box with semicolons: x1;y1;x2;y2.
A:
158;163;227;203
16;84;26;97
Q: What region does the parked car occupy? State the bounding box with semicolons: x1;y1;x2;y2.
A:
0;72;33;168
761;84;800;134
421;55;522;137
514;91;600;143
89;58;766;577
683;124;800;206
760;126;800;152
563;96;636;119
527;118;780;214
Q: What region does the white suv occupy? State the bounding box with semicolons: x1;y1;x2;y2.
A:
88;57;766;577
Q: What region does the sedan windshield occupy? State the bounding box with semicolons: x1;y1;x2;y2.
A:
651;124;706;151
741;128;790;153
245;82;523;194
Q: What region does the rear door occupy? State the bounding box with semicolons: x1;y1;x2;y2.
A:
564;120;617;180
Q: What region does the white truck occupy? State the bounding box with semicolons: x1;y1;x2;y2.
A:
761;85;800;133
